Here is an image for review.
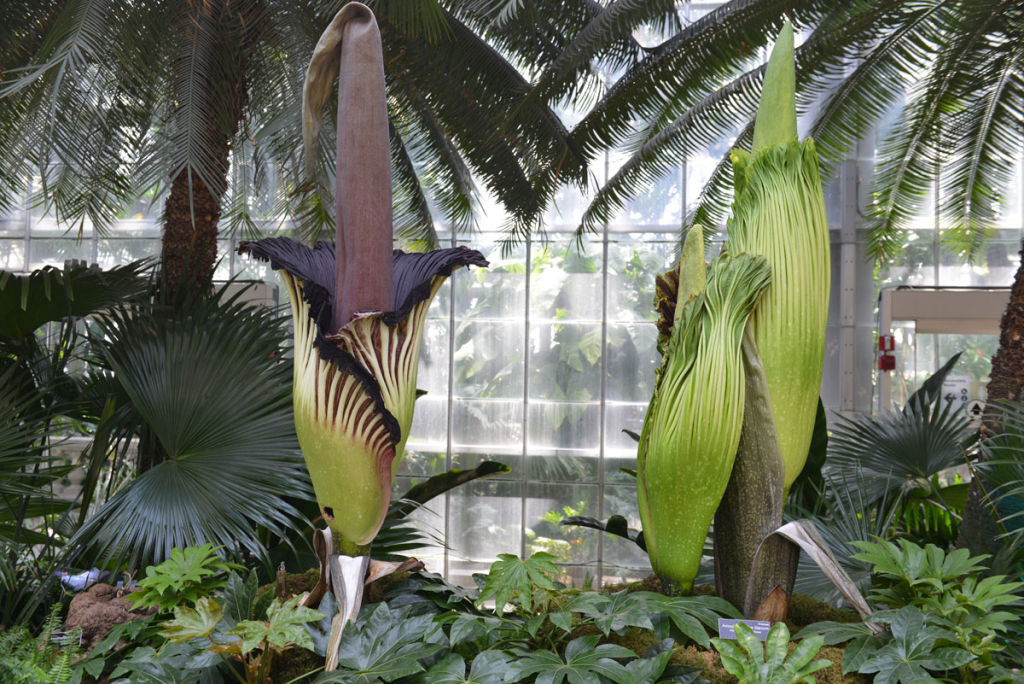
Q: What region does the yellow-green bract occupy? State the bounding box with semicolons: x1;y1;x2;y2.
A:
637;242;771;593
727;21;830;491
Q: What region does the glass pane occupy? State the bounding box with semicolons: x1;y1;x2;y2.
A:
28;239;91;269
0;208;23;236
529;321;602;401
391;474;447;573
606;234;676;322
451;399;523;472
453;320;524;399
448;479;522;569
527;402;600;483
529;238;603;322
97;239;160;267
525;482;599;565
938;231;1018;287
0;239;25;271
404;395;448;469
605;323;658;402
454;237;525;320
603;403;644;485
871;230;936;287
415;318;450;402
601;484;650;577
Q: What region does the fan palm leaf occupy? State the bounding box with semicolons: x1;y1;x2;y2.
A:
70;287;310;569
827;359;977;504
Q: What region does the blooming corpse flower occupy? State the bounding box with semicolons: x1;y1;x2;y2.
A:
240;239;486;553
240;0;485;601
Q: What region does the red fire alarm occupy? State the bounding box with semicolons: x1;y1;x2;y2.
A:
878;335;895;352
878;353;896;371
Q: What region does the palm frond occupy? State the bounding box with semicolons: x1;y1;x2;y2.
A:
684;124;753;240
790;472;903;607
827;394;976;504
390;122;439;251
982;401;1024;548
866;0;1005;262
165;1;236;204
382;10;551;242
370;0;450;44
522;0;678;108
71;286;311;570
938;29;1024;259
390;89;477;234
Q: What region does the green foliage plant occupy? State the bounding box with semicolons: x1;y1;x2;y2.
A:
711;622;829;684
130;544;242;611
637;228;771;594
158;594;324;684
800;538;1024;683
849;606;975;684
467;552;741;654
852;539;1023;663
119;568;321;684
0;605;81;684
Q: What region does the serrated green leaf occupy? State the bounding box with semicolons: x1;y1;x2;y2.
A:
158;597;223;642
478;553;558;614
227;595;323;654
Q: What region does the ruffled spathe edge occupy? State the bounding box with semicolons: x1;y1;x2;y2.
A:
238;237;488;446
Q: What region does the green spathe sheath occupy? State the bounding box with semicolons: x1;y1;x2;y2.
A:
728;138;830;491
638;250;771;593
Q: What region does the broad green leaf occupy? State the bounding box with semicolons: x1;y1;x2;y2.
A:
421;651;511;684
477;553;558;614
624;644;673;684
319;602;446;684
158;597;223;643
794;621;873;647
563;590;656;635
507;636;635;684
841;635;886;675
225;568;259;622
549;611;573;633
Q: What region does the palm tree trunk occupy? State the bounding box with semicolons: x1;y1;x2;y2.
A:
957;240;1024;554
159;1;252;298
161;168;223;296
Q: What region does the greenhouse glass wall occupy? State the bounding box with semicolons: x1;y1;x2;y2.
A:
2;7;1022;589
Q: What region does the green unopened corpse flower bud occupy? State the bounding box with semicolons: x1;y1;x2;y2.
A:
638;230;771;594
727;21;830;491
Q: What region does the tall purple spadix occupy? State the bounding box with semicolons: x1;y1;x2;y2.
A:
332;3;393;327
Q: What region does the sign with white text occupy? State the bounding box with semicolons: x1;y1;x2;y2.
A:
717;619;771;641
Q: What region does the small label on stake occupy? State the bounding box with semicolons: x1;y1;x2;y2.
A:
717;619;771;641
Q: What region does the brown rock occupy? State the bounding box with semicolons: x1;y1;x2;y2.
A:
65;584;154;649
